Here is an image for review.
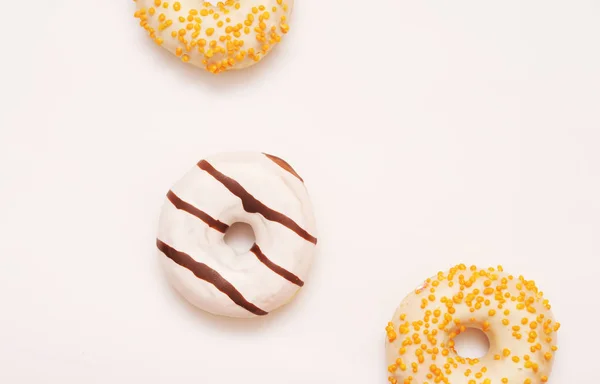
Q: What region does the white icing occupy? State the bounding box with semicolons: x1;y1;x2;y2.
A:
157;151;317;318
385;266;558;384
134;0;294;73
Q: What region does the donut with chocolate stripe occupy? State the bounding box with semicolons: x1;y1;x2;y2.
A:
157;151;317;317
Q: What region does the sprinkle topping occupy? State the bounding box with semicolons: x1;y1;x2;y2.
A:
133;0;291;74
385;264;559;384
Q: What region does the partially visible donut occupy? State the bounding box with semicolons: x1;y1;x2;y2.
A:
385;264;560;384
157;151;317;318
134;0;294;74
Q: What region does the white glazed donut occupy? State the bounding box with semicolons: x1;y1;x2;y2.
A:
134;0;294;74
157;151;317;317
385;264;560;384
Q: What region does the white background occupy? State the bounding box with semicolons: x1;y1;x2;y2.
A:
0;0;599;382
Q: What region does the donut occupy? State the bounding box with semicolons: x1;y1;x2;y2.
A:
133;0;293;74
385;264;560;384
156;151;317;317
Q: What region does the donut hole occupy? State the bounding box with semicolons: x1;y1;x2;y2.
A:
224;222;256;254
453;328;490;359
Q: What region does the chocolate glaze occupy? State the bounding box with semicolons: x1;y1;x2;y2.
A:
250;243;304;287
198;160;317;245
157;239;268;316
167;190;229;233
263;153;304;182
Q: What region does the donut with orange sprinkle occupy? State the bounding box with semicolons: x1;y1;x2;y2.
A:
133;0;293;74
385;264;560;384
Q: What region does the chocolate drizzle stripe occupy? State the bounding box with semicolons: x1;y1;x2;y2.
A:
198;160;317;245
157;239;268;316
263;153;304;182
250;244;304;287
167;190;229;233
